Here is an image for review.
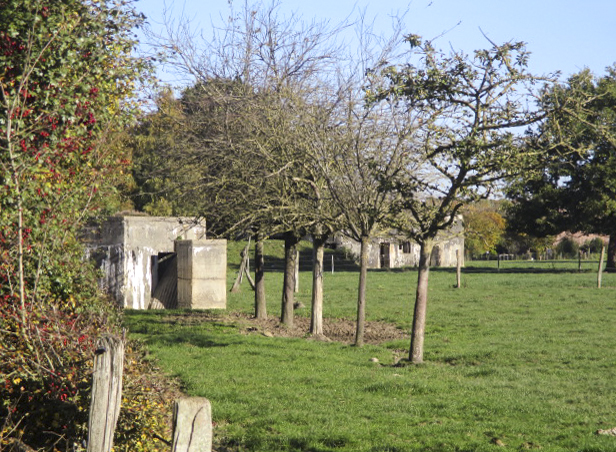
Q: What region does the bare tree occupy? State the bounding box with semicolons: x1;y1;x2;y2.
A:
144;1;347;326
307;17;417;346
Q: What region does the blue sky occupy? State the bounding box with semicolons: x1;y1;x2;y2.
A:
136;0;615;83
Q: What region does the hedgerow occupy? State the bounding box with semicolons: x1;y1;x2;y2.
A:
0;0;171;450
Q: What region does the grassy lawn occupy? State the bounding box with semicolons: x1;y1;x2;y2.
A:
124;241;616;451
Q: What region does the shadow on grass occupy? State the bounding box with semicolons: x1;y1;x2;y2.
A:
428;263;599;274
124;310;236;348
143;331;234;349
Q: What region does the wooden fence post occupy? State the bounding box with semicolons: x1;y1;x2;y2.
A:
456;249;462;288
171;397;213;452
598;245;606;289
87;335;125;452
294;249;300;293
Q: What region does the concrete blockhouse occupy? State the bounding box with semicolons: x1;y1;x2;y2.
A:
86;215;226;310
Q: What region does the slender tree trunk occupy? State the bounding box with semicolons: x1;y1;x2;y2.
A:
607;233;616;271
410;240;434;364
354;235;369;347
281;231;300;327
6;124;28;340
254;233;266;319
310;234;327;336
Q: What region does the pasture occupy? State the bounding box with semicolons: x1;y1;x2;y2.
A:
125;241;616;451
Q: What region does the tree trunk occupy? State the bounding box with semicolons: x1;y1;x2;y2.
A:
294;249;300;293
310;235;327;336
409;240;434;364
281;231;300;327
7;128;28;336
456;249;462;288
354;235;369;347
254;233;267;319
607;233;616;270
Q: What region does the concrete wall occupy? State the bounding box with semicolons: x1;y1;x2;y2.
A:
176;240;227;309
86;216;206;309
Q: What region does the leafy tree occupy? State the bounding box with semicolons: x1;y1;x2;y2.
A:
372;36;551;363
0;0;153;448
462;201;507;258
507;67;616;267
301;16;413;346
310;77;415;345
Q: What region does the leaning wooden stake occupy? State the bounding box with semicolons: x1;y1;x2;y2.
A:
598;245;606;289
87;335;125;452
171;397;213;452
231;240;252;292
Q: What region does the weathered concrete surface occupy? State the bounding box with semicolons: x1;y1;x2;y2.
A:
176;239;227;309
171;398;212;452
85;216;206;309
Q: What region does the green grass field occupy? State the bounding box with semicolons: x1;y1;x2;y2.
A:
124;241;616;451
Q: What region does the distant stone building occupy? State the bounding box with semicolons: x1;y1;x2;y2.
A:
332;216;464;269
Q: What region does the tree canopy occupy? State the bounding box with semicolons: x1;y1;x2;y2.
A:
506;67;616;266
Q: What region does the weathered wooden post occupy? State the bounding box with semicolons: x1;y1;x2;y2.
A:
171;397;213;452
598;245;606;289
294;249;300;293
456;249;462;289
578;249;582;272
87;335;125;452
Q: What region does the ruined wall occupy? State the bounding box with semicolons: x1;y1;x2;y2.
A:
333;216;464;269
85;216;206;309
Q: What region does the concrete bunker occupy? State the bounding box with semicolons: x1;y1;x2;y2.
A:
86;215;226;310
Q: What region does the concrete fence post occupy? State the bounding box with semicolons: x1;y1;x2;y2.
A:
87;335;125;452
171;397;213;452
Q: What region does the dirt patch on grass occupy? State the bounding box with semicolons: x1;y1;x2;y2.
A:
165;311;408;345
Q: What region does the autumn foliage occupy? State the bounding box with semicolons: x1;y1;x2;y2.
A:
0;0;171;450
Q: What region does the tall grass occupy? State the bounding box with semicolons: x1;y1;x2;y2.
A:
125;241;616;451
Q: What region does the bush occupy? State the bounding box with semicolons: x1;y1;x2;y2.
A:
0;300;176;451
0;298;113;450
555;237;579;259
585;237;606;254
